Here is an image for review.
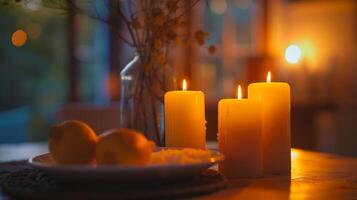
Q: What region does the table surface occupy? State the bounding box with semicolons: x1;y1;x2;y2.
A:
1;143;357;200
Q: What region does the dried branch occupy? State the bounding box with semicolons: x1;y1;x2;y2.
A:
115;2;139;50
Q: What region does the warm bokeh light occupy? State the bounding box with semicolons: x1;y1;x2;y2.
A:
237;85;242;100
285;44;302;64
107;72;120;100
235;0;252;9
209;0;227;15
11;29;27;47
27;23;42;39
267;71;271;83
182;79;187;91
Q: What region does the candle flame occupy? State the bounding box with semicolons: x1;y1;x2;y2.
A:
237;85;242;100
267;71;271;83
182;79;187;91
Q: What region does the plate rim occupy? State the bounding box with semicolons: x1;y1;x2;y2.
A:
28;148;224;171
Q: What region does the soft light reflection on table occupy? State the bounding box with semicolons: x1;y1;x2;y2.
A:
201;148;357;199
0;143;357;199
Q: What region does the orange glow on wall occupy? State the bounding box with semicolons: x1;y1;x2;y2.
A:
11;29;27;47
268;1;354;73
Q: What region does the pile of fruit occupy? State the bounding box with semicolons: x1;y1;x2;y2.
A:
48;120;155;165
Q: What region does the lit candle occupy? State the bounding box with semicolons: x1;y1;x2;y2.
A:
248;71;291;175
218;85;262;178
164;79;206;149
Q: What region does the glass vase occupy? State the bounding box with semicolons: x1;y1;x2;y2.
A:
119;53;175;146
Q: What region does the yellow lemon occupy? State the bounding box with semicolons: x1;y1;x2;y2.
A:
48;120;97;165
96;128;155;165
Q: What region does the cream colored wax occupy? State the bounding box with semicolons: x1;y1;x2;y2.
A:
248;73;291;175
164;80;206;149
218;86;262;178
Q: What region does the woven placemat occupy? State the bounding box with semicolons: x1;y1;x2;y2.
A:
0;160;226;200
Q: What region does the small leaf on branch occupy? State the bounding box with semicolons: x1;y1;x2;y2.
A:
208;45;216;54
195;30;210;46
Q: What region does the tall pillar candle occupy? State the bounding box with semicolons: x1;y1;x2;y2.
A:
248;72;291;175
164;80;206;149
218;85;262;178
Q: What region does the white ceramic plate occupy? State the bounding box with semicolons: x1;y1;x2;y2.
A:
28;148;223;182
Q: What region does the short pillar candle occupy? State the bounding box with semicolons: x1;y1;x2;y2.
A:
218;85;263;178
164;79;206;149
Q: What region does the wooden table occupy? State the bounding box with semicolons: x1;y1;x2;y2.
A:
1;143;357;199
